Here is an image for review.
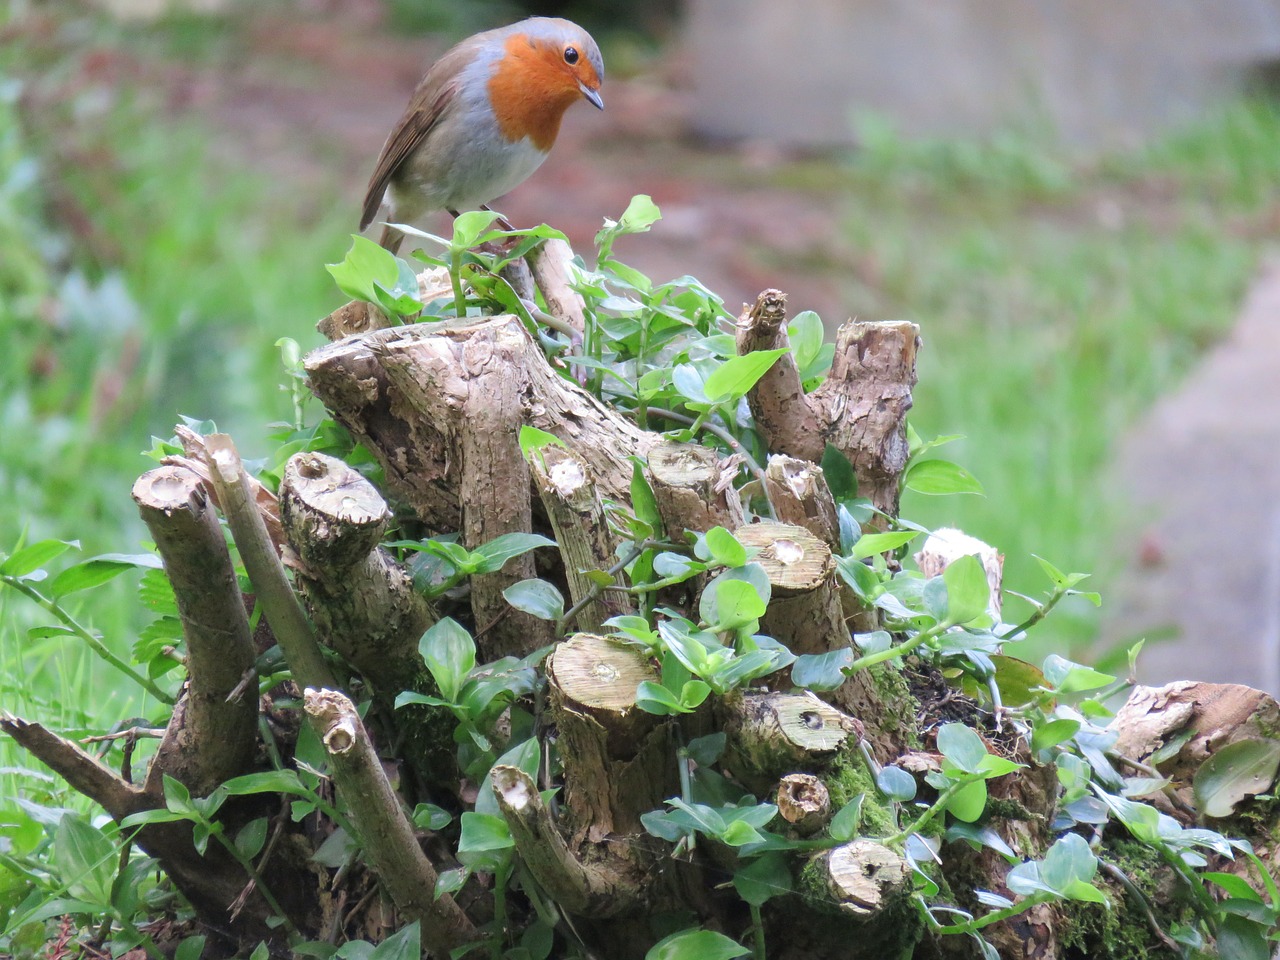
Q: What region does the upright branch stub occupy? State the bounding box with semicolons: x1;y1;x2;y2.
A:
132;465;257;797
736;289;920;517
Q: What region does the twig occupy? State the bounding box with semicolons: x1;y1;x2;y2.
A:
1098;859;1181;954
0;575;174;704
555;538;657;636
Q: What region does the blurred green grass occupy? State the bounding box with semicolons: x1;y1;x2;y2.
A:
0;15;350;828
842;103;1280;657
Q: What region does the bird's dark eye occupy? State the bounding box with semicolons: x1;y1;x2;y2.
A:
563;46;579;65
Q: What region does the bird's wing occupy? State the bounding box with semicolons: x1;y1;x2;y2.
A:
359;43;476;231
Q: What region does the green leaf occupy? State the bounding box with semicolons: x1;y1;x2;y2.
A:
1193;739;1280;818
502;579;565;621
1039;833;1098;895
976;754;1023;778
1203;872;1264;903
701;576;767;632
944;778;988;823
50;553;161;597
457;812;514;868
941;555;990;625
788;310;821;361
631;461;663;532
451;210;502;250
702;349;789;403
636;680;691;715
790;648;854;692
1030;718;1081;754
876;765;917;802
835;555;880;600
418;618;476;703
412;803;454;831
829;794;864;842
820;444;858;501
704;527;748;568
1042;654;1114;693
1215;915;1270;960
850;529;920;559
326;236;409;306
936;723;988;774
613;194;662;236
54;814;115;906
470;533;557;574
733;851;792;906
902;459;984;496
1;539;78;577
369;921;421;960
235;817;269;859
221;769;311;797
518;426;566;460
175;935;207;960
645;929;749;960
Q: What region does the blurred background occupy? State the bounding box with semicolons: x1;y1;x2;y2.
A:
3;0;1280;717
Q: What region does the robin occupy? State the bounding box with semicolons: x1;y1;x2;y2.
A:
360;17;605;253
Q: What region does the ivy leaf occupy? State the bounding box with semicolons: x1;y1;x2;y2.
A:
733;851;792;906
790;649;854;692
876;765;917;802
829;794;864;842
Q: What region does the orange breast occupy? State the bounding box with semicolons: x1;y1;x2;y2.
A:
487;35;584;152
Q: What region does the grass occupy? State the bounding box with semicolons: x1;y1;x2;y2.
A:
0;9;351;887
837;103;1280;659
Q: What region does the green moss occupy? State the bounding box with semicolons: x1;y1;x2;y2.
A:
867;664;921;749
824;752;897;838
793;855;925;955
1057;839;1196;959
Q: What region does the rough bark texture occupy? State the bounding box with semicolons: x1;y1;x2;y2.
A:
305;317;661;535
737;289;919;517
278;451;434;698
132;465;257;797
763;454;840;549
647;440;745;537
530;446;628;634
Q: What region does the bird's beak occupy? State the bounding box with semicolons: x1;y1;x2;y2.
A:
580;84;604;110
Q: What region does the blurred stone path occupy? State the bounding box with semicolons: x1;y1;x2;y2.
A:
1102;260;1280;693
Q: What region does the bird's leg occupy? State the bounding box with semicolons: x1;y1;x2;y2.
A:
480;204;517;233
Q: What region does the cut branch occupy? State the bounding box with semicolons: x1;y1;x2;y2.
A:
737;289;920;516
647;441;744;537
206;434;336;691
278;451;433;696
530;446;627;635
491;764;640;917
133;465;257;797
303;688;475;954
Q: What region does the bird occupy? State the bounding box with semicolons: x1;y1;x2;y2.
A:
360;17;605;253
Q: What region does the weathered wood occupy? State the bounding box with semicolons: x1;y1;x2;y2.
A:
734;521;845;657
304;688;475;954
527;237;588;335
207;435;336;691
133;465;257;797
530;446;627;634
719;691;857;793
814;840;910;917
278;452;433;697
737;289;919;517
763;454;840;549
648;440;744;537
776;773;833;835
